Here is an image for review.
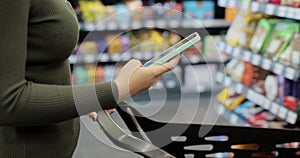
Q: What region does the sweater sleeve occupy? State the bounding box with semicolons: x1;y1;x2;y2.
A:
0;0;118;126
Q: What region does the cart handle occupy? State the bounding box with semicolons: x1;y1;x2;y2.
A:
96;106;175;158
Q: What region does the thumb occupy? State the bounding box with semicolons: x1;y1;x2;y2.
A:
150;55;180;76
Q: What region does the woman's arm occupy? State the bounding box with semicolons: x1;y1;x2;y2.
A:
0;0;118;126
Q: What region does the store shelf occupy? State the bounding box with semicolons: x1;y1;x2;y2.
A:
79;19;231;32
218;0;300;21
69;53;146;64
215;72;299;125
69;53;227;65
218;41;300;81
214;102;250;126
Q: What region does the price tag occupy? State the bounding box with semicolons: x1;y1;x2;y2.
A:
216;72;225;83
295;9;300;20
277;6;287;17
189;55;201;63
286;8;295;19
101;53;109;62
263;98;272;110
96;23;106;31
233;47;241;57
144;20;155;28
261;58;272;70
85;23;95;31
285;67;296;80
121;53;131;61
182;21;192;28
278;106;288;120
252;54;261;66
265;4;276;15
218;42;226;51
273;63;284;75
156;20;166;28
132;21;142;29
84;54;95;63
133;53;143;60
243;51;252;62
235;83;244;94
169;20;179;28
119;23;129;30
246;90;257;103
218;0;227;7
256;94;265;106
251;2;260;12
68;55;76;64
287;111;297;124
226;45;233;55
228;0;236;8
224;76;232;86
143;52;153;60
230;114;239;124
111;54;120;61
107;22;118;30
270;103;279;115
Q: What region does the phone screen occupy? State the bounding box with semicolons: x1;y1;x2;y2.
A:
144;32;201;67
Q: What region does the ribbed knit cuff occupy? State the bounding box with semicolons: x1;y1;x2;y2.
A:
95;81;119;110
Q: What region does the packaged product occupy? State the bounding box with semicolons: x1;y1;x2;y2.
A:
250;19;276;54
183;1;214;21
263;21;299;61
279;32;300;68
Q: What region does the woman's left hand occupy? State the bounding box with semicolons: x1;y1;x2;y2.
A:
88;109;115;121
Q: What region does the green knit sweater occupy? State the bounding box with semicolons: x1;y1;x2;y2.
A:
0;0;118;157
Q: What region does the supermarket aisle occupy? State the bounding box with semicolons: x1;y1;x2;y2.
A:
73;92;230;158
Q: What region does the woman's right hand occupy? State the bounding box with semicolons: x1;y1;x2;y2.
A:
114;55;180;103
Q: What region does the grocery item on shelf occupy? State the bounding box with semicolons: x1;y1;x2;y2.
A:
79;0;106;23
183;1;215;21
242;62;254;87
250;18;276;54
203;35;223;57
79;41;98;54
247;111;287;128
233;101;264;119
106;34;122;54
264;75;278;101
115;3;131;24
226;13;262;48
279;32;300;68
73;66;89;84
163;1;183;22
216;87;246;111
263;21;299;61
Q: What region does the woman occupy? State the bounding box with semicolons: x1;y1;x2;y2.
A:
0;0;179;157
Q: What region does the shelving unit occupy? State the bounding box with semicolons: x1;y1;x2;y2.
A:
218;41;300;81
218;0;300;21
216;72;299;125
69;52;229;65
215;0;300;128
79;19;231;32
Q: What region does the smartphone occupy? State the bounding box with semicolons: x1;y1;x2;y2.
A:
143;32;201;67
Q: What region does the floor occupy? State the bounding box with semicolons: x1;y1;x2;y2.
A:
72;91;232;158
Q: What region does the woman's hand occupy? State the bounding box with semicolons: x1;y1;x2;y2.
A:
114;55;180;102
88;109;115;121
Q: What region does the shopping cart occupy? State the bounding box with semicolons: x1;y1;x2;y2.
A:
96;102;300;158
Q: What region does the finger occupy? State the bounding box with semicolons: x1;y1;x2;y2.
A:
107;109;115;115
88;112;98;121
151;76;161;86
164;55;180;69
150;55;180;76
